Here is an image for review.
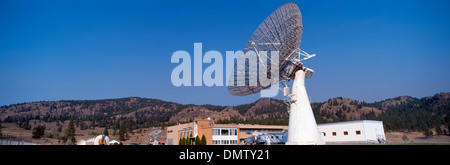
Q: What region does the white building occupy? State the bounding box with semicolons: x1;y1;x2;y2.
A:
212;127;239;145
318;120;386;144
167;119;386;145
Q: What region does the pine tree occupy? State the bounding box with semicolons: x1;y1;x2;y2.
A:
435;125;442;135
67;119;76;144
91;119;95;130
112;128;117;137
70;136;76;144
103;126;109;136
447;123;450;135
128;122;133;134
423;128;433;137
179;137;185;145
32;125;45;139
402;135;409;142
200;135;207;145
188;133;193;145
195;136;201;145
119;123;126;141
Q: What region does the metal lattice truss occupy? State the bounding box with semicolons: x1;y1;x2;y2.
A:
228;2;304;96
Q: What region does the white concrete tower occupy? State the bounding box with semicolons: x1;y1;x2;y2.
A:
286;69;324;145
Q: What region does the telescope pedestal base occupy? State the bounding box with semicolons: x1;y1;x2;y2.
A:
286;70;324;145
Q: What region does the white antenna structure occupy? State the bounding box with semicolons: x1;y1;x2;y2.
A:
228;2;324;145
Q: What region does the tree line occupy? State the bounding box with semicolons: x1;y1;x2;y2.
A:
179;134;207;145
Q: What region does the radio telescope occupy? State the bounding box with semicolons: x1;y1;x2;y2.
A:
94;135;110;145
228;2;324;145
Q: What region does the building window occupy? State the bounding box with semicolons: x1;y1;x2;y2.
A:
213;129;220;135
332;132;337;136
230;128;237;135
322;132;326;136
213;128;238;136
168;130;173;133
356;130;361;135
343;131;348;135
221;129;229;136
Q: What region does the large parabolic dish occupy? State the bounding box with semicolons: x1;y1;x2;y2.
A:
227;2;323;145
228;2;303;96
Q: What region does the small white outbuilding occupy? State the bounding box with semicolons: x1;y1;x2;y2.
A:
318;120;386;144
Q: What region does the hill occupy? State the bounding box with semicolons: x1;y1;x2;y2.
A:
1;93;449;137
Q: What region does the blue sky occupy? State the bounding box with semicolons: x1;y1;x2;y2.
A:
1;0;449;106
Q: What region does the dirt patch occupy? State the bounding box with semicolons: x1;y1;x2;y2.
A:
386;131;450;144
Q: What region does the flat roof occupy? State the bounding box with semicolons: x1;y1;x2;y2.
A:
213;123;288;129
318;120;382;126
168;120;382;130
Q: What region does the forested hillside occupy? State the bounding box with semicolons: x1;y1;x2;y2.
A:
1;93;449;135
